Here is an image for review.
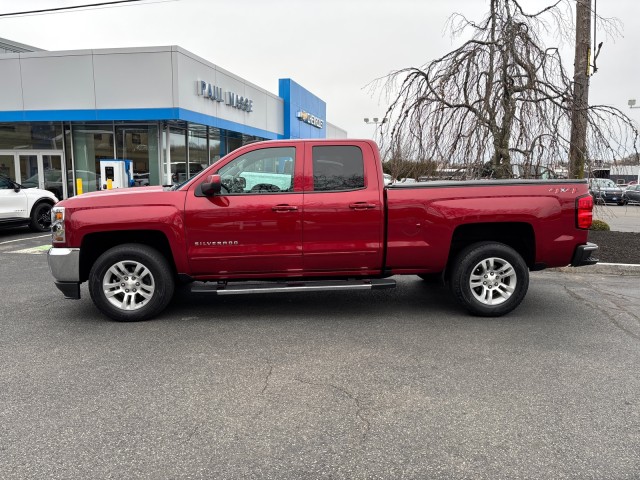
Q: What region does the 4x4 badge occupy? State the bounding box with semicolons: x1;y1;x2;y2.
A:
548;187;576;194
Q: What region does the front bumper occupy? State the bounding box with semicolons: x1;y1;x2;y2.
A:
571;242;599;267
48;247;81;299
595;192;624;203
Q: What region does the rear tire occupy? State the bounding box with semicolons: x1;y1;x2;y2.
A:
29;202;52;232
450;242;529;317
88;244;175;322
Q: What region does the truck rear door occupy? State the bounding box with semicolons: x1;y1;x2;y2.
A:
302;142;384;275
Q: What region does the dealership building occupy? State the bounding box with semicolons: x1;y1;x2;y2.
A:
0;37;346;199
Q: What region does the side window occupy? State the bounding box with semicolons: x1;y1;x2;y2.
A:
216;147;295;194
312;146;365;192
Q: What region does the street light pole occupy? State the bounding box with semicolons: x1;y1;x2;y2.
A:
364;117;386;126
627;101;640;183
363;117;387;140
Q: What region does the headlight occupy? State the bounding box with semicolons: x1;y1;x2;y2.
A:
51;206;65;243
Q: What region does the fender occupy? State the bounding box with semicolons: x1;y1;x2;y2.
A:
54;187;190;273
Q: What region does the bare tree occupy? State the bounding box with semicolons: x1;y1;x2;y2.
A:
378;0;638;179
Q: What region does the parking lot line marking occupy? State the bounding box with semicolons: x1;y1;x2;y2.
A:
9;245;51;254
0;234;50;246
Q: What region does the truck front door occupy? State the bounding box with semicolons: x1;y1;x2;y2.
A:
302;143;384;275
184;145;303;277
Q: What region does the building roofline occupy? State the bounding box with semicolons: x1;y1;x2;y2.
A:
0;37;44;52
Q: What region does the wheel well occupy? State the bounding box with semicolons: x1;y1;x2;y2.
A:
447;222;536;271
30;198;55;215
79;230;175;282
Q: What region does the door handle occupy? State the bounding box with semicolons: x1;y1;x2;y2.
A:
349;202;376;210
272;204;298;212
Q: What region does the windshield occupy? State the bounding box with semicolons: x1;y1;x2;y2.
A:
591;178;617;188
169;166;214;191
169;177;192;191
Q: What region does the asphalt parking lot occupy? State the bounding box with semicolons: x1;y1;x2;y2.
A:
1;228;639;479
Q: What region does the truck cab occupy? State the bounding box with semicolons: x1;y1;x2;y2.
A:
184;140;384;277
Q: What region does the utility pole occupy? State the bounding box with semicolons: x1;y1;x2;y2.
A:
568;0;592;179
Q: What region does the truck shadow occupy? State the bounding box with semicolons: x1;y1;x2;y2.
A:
160;277;474;326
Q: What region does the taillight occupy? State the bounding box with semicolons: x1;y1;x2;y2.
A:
576;195;593;229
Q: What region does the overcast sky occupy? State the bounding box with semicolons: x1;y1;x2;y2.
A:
1;0;639;140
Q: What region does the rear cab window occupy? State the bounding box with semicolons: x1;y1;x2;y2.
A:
311;145;365;192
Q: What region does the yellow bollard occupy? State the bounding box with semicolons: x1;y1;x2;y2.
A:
107;178;113;190
76;178;83;195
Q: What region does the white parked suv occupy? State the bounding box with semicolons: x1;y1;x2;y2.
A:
0;175;58;232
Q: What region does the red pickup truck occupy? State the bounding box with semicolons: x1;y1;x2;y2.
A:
48;139;598;321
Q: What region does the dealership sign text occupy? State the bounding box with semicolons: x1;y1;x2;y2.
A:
197;80;253;113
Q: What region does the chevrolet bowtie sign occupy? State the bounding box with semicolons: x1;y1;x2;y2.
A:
197;80;253;113
296;110;324;129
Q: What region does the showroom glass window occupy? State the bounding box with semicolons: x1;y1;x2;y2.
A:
226;131;243;156
0;123;63;150
188;125;208;180
115;124;161;187
71;123;114;193
208;127;221;164
167;126;187;184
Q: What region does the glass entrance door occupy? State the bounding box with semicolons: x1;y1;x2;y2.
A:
42;154;64;199
0;154;16;181
15;151;65;200
18;154;39;186
0;150;65;199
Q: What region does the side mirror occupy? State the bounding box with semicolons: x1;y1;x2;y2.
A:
12;183;20;193
201;174;222;196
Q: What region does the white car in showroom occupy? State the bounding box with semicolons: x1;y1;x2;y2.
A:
0;175;58;232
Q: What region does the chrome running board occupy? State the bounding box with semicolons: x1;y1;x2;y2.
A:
191;279;396;296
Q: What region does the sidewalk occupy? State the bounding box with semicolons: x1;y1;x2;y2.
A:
554;263;640;275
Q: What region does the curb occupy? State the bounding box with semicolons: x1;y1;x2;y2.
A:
550;263;640;276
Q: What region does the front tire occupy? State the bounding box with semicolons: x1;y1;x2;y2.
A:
88;244;175;321
450;242;529;317
29;202;53;232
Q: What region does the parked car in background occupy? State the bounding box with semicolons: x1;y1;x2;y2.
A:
623;184;640;205
0;175;57;231
21;169;65;200
133;173;150;187
21;169;100;199
588;178;627;205
383;173;394;186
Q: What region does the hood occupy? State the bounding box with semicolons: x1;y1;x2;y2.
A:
58;186;177;208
